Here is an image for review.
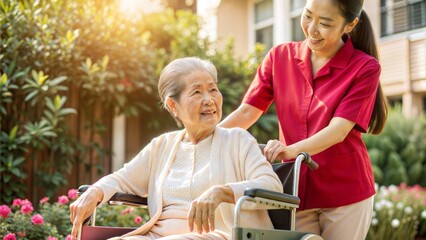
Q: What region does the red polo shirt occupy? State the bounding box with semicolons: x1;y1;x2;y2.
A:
243;37;378;209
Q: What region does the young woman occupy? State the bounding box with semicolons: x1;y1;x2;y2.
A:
220;0;388;239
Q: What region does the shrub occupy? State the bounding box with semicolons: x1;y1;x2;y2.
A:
1;0;271;204
0;189;149;239
363;106;426;186
0;189;84;239
1;0;80;203
94;204;149;228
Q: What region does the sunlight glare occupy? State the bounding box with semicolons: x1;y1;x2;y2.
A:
119;0;163;19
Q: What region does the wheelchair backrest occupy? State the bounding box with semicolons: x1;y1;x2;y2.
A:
269;162;295;230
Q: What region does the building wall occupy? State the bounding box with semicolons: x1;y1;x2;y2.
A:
216;0;250;58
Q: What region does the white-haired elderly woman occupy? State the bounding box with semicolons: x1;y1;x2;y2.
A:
69;57;282;240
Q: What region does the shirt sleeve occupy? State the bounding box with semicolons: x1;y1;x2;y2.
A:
243;48;275;113
93;141;153;204
334;59;381;132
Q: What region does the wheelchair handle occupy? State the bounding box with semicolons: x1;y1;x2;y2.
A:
259;144;319;170
297;152;319;170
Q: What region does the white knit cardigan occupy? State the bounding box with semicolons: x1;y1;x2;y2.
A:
93;127;283;238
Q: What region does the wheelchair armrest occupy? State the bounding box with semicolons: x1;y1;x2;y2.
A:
108;193;148;207
234;188;300;228
77;185;148;207
244;188;300;205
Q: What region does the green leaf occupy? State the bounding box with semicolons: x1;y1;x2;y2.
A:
12;157;25;168
3;175;11;183
54;95;62;109
90;63;100;74
50;76;67;86
45;97;55;111
31;69;39;83
9;125;18;141
85;58;92;68
24;90;38;102
44;110;54;120
43;132;57;137
10;168;22;177
0;73;7;86
32;70;49;85
102;55;109;69
59;108;77;116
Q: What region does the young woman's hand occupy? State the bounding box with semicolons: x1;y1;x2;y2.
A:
187;185;234;234
263;139;297;162
69;187;103;239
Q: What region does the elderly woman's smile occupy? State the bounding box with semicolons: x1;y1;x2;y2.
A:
201;109;215;115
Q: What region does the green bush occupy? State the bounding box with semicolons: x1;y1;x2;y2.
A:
363;106;426;186
1;0;273;204
0;189;149;239
1;0;82;203
93;204;149;228
1;197;67;239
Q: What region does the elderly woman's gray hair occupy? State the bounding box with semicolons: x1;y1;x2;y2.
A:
158;57;218;126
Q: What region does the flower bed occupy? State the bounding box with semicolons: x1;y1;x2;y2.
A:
0;189;78;240
367;183;426;240
0;189;148;240
1;185;425;239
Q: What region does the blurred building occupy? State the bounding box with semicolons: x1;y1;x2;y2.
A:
197;0;426;117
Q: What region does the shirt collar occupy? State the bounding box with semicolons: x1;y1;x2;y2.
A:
296;34;355;70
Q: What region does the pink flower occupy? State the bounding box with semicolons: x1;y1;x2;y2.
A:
20;199;32;207
68;189;78;200
31;214;44;225
65;235;72;240
120;77;132;87
17;232;25;237
0;205;11;218
20;204;33;214
12;199;22;207
3;233;16;240
40;196;49;204
120;207;134;215
47;237;58;240
135;216;143;224
57;195;69;205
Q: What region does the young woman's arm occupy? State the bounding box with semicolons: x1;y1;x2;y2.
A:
263;117;356;161
219;103;263;129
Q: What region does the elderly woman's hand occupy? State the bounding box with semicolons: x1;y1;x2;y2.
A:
69;186;103;239
187;185;235;234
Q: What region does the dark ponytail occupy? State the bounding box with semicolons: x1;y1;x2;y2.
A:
335;1;388;134
349;10;378;59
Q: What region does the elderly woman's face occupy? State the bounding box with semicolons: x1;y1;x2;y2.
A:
171;70;222;133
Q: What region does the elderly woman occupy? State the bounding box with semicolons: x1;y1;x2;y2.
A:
69;57;282;240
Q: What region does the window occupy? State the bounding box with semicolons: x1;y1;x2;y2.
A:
254;0;274;55
381;0;426;36
388;97;403;108
256;26;274;52
290;0;306;41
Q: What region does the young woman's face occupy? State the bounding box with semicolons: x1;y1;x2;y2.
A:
169;70;223;134
301;0;357;57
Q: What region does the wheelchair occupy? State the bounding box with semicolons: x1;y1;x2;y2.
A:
76;150;323;240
